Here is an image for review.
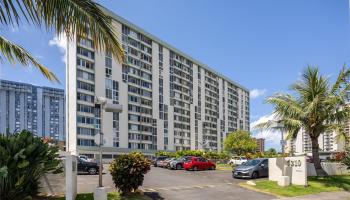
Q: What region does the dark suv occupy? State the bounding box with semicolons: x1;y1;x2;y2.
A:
77;157;99;175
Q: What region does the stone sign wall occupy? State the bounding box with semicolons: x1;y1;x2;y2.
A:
269;156;307;186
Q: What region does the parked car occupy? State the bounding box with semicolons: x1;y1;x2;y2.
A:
77;157;99;175
164;158;177;168
232;158;268;179
153;156;169;167
156;157;172;167
78;155;94;162
184;157;216;171
169;156;194;170
228;156;247;165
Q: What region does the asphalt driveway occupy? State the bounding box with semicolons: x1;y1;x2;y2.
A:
78;165;274;200
141;167;273;200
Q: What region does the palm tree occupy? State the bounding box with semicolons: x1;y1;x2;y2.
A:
256;66;350;176
0;0;125;82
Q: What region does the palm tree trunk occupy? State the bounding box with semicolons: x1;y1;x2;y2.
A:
311;137;327;176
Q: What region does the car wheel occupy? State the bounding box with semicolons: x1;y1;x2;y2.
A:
88;167;97;175
251;171;258;179
210;166;216;170
176;164;182;170
193;166;198;171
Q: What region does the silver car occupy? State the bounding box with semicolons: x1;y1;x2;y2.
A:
232;158;268;179
169;156;193;170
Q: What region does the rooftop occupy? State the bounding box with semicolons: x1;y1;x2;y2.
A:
101;6;249;93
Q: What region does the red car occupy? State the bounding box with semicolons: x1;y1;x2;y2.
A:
184;157;216;171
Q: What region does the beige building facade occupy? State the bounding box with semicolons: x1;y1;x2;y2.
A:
66;10;250;158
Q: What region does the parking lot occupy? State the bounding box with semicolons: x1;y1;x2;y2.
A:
77;166;274;200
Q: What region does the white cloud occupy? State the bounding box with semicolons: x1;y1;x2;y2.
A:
49;34;67;63
251;113;282;151
250;89;267;99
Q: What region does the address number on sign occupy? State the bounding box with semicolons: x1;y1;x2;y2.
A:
286;160;301;167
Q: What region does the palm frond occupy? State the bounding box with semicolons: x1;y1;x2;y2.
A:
324;123;348;142
0;0;125;82
285;127;301;140
331;65;350;95
0;35;58;82
291;66;329;101
34;0;125;62
253;120;279;131
266;94;303;119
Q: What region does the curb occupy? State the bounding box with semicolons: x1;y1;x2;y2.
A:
238;182;283;198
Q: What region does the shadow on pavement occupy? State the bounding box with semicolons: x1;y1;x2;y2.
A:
145;192;165;200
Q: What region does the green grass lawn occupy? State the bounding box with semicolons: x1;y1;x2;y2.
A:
216;163;234;170
241;175;350;197
35;191;152;200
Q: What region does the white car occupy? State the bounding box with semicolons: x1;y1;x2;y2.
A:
228;156;247;165
78;155;95;162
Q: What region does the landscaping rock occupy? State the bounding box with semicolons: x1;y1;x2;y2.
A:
246;180;256;186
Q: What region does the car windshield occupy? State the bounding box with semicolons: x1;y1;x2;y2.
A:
242;159;261;166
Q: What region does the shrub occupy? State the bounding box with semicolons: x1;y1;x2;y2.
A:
155;151;175;157
245;152;254;159
218;152;230;160
342;148;350;169
333;152;346;162
109;152;151;195
0;130;60;200
175;150;203;157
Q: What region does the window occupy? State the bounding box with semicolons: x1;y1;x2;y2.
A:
77;58;94;70
78;37;94;48
77;47;94;59
77;92;94;103
77;104;94;113
105;57;112;68
77;139;95;146
105;68;112;78
77;69;94;81
77;115;95;124
77;127;95;136
77;81;94;92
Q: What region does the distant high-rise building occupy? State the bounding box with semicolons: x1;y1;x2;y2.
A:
66;9;250;158
283;128;345;155
254;138;265;153
0;80;65;141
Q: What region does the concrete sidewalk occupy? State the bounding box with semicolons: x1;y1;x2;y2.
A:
275;191;350;200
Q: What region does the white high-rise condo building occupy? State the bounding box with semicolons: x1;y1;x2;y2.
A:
66;10;249;158
283;128;346;155
0;80;65;141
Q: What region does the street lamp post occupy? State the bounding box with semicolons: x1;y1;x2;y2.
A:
94;97;122;188
98;101;105;188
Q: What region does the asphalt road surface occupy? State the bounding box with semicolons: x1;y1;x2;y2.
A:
77;166;274;200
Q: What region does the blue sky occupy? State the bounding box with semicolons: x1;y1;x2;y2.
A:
1;0;349;150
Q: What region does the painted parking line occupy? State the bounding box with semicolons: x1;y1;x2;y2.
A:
157;188;170;191
142;182;236;192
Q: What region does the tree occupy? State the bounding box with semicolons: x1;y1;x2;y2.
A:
256;66;350;176
223;130;257;155
1;0;125;82
265;148;277;157
0;130;61;200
